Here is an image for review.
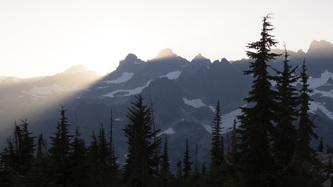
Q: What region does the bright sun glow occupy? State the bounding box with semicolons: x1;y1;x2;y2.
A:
57;25;161;76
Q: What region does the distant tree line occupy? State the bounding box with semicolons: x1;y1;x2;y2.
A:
0;15;327;186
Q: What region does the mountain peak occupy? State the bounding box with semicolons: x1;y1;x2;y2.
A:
117;53;144;72
221;58;229;64
309;40;333;50
154;48;177;59
193;53;207;60
307;40;333;57
64;64;86;74
124;53;138;61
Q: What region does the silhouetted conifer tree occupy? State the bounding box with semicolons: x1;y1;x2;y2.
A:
88;124;119;186
161;136;170;174
210;100;224;172
293;60;321;186
98;124;113;185
272;48;299;168
176;160;183;180
183;139;192;178
87;130;99;184
70;126;89;186
108;110;120;184
28;134;48;186
236;15;280;186
48;105;72;185
36;134;46;159
0;120;35;185
123;94;161;187
158;136;174;187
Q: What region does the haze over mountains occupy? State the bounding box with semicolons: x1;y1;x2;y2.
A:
1;40;333;172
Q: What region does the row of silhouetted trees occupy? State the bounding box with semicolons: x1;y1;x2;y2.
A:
206;15;323;187
0;15;325;186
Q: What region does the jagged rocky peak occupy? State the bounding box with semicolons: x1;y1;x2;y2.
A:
212;60;219;64
154;48;177;59
114;53;145;73
120;53;143;64
191;53;211;64
297;49;306;55
193;53;206;60
124;53;139;62
220;58;229;64
307;40;333;57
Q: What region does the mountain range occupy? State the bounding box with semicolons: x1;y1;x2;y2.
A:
1;40;333;172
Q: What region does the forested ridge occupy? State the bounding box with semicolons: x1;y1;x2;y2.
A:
0;16;329;186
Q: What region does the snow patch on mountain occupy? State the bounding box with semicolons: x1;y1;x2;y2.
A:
309;101;333;120
183;98;215;113
201;123;212;134
183;98;205;108
102;80;152;97
208;106;216;113
160;70;181;80
308;71;333;89
221;108;243;133
312;89;333;98
104;72;134;84
201;107;243;134
157;128;175;136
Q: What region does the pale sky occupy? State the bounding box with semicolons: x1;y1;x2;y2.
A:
1;0;332;78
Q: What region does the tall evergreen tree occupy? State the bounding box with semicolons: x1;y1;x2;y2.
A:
87;124;119;186
36;134;47;159
87;130;99;184
0;120;36;184
161;136;170;174
70;126;88;186
123;94;161;187
272;48;299;168
48;105;72;185
236;15;280;186
176;160;183;180
210;100;224;172
183;139;192;178
159;136;174;187
108;110;120;184
98;124;112;185
293;60;320;186
28;134;48;186
18;120;36;175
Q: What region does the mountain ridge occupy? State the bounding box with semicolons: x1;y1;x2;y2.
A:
2;40;332;80
1;39;333;173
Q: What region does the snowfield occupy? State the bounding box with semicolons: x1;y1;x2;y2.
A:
309;101;333;120
201;123;212;134
183;98;216;113
308;71;333;89
104;72;134;84
157;128;175;136
221;107;243;133
312;89;333;98
201;107;244;134
161;70;182;80
102;80;152;98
